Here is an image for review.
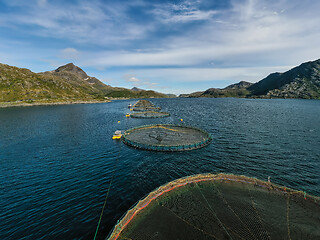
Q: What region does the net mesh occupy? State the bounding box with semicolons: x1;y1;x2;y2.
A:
132;100;161;112
108;173;320;240
130;111;170;118
122;124;212;151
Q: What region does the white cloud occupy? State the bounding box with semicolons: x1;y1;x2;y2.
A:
116;65;293;94
132;66;292;83
0;0;153;45
60;48;80;60
122;73;158;89
128;77;141;83
1;0;320;94
143;81;158;89
123;74;140;82
82;39;298;68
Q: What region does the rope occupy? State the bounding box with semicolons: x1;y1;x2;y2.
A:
163;205;218;239
195;182;234;240
286;194;292;240
246;184;271;240
212;182;256;240
93;144;121;240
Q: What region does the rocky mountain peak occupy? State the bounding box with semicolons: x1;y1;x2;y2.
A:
132;87;143;91
225;81;253;89
55;63;88;79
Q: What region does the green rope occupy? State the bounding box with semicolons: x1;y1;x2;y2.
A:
93;145;121;240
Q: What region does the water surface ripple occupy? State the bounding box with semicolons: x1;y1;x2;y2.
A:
0;98;319;239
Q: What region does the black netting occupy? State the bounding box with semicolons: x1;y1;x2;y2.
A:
132;100;161;112
122;124;212;151
108;174;320;240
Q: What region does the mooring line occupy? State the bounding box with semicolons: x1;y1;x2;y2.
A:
93;143;121;240
286;194;292;240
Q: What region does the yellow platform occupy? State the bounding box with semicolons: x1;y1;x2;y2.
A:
113;130;122;140
112;135;122;140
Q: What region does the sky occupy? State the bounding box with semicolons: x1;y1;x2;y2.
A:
0;0;320;94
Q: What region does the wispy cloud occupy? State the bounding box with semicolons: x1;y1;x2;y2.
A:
71;0;320;70
124;74;141;83
152;0;216;23
123;73;158;89
1;0;320;93
0;0;153;45
133;66;292;83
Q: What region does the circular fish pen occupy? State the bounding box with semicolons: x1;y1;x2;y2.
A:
132;100;161;112
122;124;212;151
130;111;170;119
108;173;320;240
132;106;161;112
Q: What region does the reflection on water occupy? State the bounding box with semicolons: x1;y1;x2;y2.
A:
0;98;319;239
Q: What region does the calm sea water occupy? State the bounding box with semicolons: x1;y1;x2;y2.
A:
0;98;319;239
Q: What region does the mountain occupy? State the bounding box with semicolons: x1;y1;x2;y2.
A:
225;81;253;90
0;63;167;104
179;81;252;98
40;63;114;98
180;59;320;99
179;91;203;98
165;93;177;98
131;87;143;91
0;63;103;103
202;81;252;98
42;63;168;99
248;59;320;99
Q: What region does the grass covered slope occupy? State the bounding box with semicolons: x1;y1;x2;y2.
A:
0;63;105;103
0;63;168;104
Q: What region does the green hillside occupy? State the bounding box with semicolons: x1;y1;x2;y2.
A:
0;63;168;104
0;63;103;103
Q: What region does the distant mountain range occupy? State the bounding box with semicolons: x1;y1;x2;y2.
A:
1;58;319;105
0;63;168;104
180;59;320;99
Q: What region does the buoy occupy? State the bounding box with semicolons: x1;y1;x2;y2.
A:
126;114;130;118
180;119;183;122
118;121;120;123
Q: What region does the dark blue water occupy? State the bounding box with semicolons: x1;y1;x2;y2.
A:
0;98;319;240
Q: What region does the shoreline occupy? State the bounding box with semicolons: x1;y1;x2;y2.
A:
0;97;171;108
0;100;112;108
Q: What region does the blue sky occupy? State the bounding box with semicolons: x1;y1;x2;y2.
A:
1;0;320;94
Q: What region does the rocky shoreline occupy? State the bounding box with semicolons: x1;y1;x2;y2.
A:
0;100;111;108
